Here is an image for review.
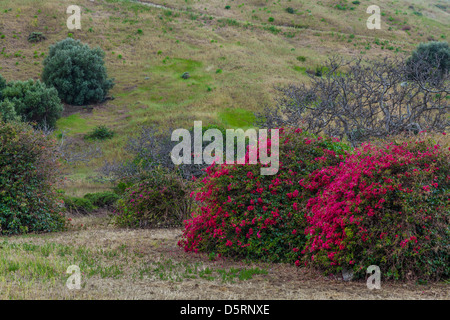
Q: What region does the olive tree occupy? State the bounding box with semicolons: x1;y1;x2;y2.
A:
42;38;114;105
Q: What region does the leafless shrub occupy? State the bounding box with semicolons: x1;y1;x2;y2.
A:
99;125;206;182
57;131;102;165
257;54;449;147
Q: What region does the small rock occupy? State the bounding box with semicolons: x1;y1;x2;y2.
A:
342;267;354;281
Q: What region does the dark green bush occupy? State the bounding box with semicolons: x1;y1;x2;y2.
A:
27;32;46;43
63;196;94;214
286;7;295;14
84;125;115;140
0;99;20;122
0;121;66;234
113;181;132;196
114;168;192;228
83;191;119;208
0;78;63;128
42;38;114;106
0;74;6;97
407;41;450;77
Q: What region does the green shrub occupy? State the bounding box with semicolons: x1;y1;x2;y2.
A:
63;196;94;214
0;74;6;97
27;32;46;43
314;66;323;77
0;79;63;128
407;41;450;77
286;7;295;14
0;121;66;234
42;38;114;105
84;125;115;140
113;181;132;196
83;191;119;208
296;56;307;62
115;168;192;228
0;99;20;122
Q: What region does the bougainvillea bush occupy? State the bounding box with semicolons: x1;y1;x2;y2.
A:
299;133;449;281
114;168;192;228
179;128;350;262
0;121;66;234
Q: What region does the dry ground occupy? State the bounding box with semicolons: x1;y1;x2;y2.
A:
0;213;448;300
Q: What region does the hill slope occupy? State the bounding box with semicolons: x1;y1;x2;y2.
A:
0;0;448;189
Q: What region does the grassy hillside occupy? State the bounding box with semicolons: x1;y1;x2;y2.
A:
0;0;448;193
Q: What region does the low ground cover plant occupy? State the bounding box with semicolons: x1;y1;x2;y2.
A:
63;191;119;214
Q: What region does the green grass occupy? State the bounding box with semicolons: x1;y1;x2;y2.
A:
0;240;130;284
55;114;94;136
0;239;269;287
139;256;268;283
218;108;256;129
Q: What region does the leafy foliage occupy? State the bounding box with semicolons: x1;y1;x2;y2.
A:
0;121;66;234
179;129;349;262
300;134;450;281
84;125;115;140
63;196;94;214
0;99;20;122
179;127;449;281
83;191;119;208
27;32;46;43
407;41;450;79
42;38;114;105
114;168;193;228
0;74;6;96
0;78;63;128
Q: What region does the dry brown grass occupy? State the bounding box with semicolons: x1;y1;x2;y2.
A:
1;214;448;300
